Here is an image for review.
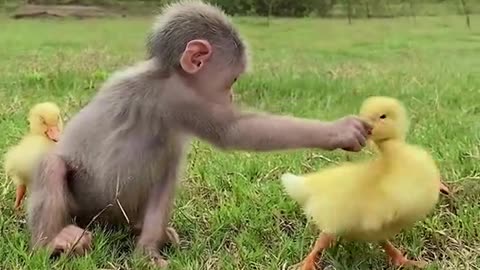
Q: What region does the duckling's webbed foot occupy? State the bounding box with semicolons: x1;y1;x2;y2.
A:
381;241;428;269
14;184;27;209
439;179;450;196
290;233;335;270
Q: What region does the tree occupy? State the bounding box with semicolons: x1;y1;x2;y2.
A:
266;0;275;25
459;0;471;29
364;0;371;18
345;0;353;24
406;0;415;21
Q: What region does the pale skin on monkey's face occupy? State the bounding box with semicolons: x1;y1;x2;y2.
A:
179;39;243;106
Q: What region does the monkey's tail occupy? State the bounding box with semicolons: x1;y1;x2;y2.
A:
280;173;309;205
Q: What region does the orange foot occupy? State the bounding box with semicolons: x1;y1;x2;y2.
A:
290;233;335;270
381;241;428;268
439;179;450;196
14;184;27;210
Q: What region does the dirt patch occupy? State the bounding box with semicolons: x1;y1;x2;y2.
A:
12;4;117;19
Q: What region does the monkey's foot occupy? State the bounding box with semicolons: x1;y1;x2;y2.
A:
382;241;428;269
49;225;93;257
135;245;169;268
165;226;180;247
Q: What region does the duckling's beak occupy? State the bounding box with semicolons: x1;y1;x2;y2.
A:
46;126;60;142
14;184;26;209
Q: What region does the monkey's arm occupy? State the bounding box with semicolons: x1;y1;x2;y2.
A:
170;99;335;151
219;111;335;151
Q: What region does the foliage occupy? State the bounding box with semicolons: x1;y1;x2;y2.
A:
2;0;477;18
0;0;479;18
209;0;337;17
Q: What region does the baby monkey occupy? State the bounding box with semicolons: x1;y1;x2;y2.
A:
27;0;371;266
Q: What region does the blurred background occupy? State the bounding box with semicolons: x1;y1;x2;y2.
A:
1;0;478;25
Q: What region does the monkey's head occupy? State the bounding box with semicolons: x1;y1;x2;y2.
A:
146;0;248;106
28;102;63;142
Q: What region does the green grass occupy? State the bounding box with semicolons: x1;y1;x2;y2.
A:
1;14;479;270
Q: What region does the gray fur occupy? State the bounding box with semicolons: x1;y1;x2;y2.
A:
146;0;246;72
28;153;72;246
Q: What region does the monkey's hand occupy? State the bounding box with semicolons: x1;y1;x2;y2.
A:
48;225;92;256
132;224;180;247
326;116;372;152
135;243;169;268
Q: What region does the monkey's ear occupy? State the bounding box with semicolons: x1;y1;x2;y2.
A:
180;39;212;74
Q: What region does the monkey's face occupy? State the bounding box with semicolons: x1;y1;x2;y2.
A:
199;64;240;106
179;39;245;107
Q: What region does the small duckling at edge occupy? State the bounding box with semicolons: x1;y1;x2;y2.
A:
4;102;63;209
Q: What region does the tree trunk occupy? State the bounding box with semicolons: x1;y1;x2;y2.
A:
346;0;352;24
459;0;471;29
267;0;274;26
365;0;371;18
409;0;416;21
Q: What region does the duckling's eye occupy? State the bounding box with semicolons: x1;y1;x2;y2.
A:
380;114;387;119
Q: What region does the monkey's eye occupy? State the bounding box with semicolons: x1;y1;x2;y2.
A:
380;114;387;119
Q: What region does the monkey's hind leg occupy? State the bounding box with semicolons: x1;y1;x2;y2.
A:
27;154;91;256
135;178;177;268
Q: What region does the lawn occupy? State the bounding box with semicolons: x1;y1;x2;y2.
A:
0;14;479;270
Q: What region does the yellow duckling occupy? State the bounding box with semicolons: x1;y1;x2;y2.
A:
4;102;63;209
281;96;448;269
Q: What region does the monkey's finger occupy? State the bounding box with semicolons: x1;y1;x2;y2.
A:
81;230;93;243
355;116;373;134
352;137;363;151
343;146;359;152
81;236;93;251
71;234;92;253
353;121;369;138
358;115;373;127
72;242;88;256
51;243;66;255
52;240;70;256
52;236;69;250
354;130;367;147
343;140;361;152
